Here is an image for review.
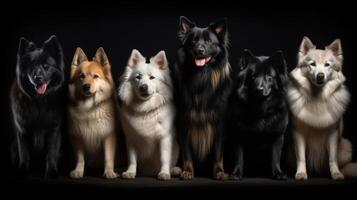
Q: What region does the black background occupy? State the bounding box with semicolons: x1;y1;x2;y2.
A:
1;0;357;193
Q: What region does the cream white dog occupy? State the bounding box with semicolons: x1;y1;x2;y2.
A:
118;49;180;180
287;37;356;180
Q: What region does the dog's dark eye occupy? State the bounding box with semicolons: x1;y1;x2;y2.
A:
325;63;330;67
93;74;99;79
79;73;85;80
149;76;155;80
136;74;142;80
43;64;50;70
310;62;316;67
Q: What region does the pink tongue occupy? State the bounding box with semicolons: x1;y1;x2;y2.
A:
36;83;48;95
195;59;206;67
195;56;212;67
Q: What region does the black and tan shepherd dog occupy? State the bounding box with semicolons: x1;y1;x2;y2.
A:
226;50;289;180
173;16;231;180
10;35;65;178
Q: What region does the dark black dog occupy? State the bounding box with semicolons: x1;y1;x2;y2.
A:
10;35;65;178
174;16;231;180
226;49;288;180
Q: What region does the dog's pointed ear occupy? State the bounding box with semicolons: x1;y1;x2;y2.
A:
128;49;146;67
18;37;36;56
209;18;227;37
299;36;315;55
271;50;287;73
95;47;113;82
271;50;288;88
94;47;111;70
179;16;195;33
326;38;343;56
72;47;88;67
43;35;64;66
70;47;87;82
150;50;168;70
326;39;343;71
239;49;255;70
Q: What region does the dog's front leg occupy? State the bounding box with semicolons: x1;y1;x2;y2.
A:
231;143;243;180
45;126;61;178
271;134;287;180
328;130;344;180
12;130;30;177
157;135;172;180
122;142;137;179
70;137;85;179
294;131;308;180
180;134;194;180
103;133;118;179
213;127;227;180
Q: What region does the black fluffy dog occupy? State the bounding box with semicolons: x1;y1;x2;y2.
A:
226;50;288;180
10;35;65;178
174;16;231;180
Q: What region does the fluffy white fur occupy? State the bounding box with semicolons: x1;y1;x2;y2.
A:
118;49;179;180
68;47;118;179
287;37;356;180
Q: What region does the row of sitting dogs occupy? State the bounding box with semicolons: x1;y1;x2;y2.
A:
10;16;356;181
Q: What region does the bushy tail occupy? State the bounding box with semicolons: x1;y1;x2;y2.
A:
342;163;357;177
339;138;357;177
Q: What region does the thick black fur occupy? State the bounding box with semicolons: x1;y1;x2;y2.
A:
10;36;65;178
226;49;289;180
174;16;231;179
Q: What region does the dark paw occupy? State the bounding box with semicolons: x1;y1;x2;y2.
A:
45;168;58;179
16;164;30;179
214;171;228;180
272;172;287;180
180;170;194;180
230;173;242;181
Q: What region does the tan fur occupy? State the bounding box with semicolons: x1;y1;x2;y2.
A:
211;63;231;90
68;47;119;179
189;121;214;161
211;69;221;90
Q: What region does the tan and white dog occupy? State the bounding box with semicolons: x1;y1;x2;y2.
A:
118;49;180;180
68;47;119;179
287;36;356;180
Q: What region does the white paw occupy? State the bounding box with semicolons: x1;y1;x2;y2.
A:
121;171;136;179
295;172;308;180
103;170;119;179
157;172;171;181
331;171;344;180
70;170;84;179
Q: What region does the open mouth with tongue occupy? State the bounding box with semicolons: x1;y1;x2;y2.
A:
35;82;48;95
194;55;212;67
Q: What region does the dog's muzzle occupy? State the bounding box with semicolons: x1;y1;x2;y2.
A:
139;84;151;98
316;73;325;85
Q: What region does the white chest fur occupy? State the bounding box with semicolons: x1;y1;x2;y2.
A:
287;69;350;128
69;100;116;150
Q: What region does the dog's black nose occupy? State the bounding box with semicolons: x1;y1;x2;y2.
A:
82;84;91;93
197;47;205;54
257;86;264;91
139;84;148;93
316;73;325;83
34;75;43;84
